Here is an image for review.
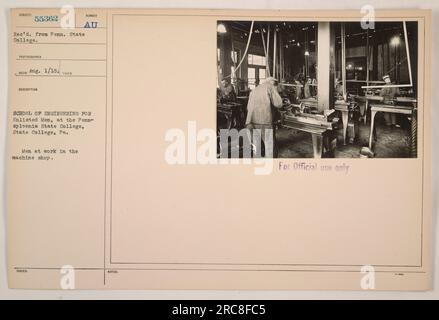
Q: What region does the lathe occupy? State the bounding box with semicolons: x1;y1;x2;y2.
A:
217;101;244;130
334;99;360;145
368;97;417;156
279;101;339;158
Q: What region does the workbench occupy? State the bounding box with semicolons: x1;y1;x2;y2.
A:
363;95;384;124
368;103;415;151
397;97;418;157
281;113;336;158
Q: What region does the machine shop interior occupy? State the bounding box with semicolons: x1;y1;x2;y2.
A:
216;20;418;158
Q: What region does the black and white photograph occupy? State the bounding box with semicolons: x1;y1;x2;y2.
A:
217;20;418;158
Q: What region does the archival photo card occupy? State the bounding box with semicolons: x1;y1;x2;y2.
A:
6;8;432;290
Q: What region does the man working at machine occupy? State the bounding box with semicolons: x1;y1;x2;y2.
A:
380;74;401;127
245;77;283;157
219;78;237;103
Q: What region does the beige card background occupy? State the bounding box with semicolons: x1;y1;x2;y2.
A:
6;8;432;290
